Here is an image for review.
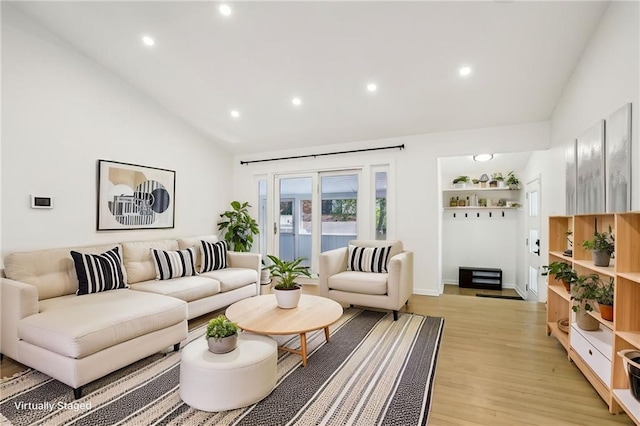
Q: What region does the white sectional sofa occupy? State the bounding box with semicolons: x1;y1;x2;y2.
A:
0;235;260;398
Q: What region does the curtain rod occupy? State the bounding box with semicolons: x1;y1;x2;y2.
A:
240;144;405;165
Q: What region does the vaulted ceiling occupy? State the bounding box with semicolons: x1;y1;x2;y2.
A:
9;1;609;154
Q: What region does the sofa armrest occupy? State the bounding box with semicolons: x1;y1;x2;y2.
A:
227;252;261;296
1;278;39;360
387;251;414;308
319;247;349;297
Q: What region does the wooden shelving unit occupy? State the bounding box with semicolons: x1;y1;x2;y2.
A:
546;213;640;423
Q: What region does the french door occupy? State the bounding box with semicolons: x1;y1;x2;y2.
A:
274;171;361;273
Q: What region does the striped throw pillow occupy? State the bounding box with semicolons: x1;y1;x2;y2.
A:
200;240;228;273
71;247;128;295
347;245;392;273
151;247;197;280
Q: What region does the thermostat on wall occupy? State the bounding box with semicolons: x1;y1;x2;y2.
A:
31;195;53;209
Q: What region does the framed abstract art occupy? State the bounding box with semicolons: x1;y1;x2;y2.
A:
97;160;176;230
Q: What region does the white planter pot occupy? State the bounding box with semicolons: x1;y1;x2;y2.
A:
273;286;302;309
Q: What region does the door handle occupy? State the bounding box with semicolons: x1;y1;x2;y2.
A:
273;222;277;235
534;239;540;256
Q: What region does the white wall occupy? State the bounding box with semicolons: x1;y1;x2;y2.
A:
1;5;233;260
234;121;550;296
550;0;640;209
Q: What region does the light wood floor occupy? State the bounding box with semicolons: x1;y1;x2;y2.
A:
1;287;633;425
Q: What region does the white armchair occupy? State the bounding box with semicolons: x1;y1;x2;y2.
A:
319;240;413;320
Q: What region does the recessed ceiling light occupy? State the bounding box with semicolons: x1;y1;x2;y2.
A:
473;153;493;162
230;110;240;118
367;83;378;92
291;97;302;106
459;66;472;77
219;4;232;16
142;36;155;47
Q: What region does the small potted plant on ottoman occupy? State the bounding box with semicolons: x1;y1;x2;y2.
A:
206;315;239;354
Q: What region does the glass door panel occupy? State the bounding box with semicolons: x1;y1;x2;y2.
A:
320;174;358;252
277;177;313;267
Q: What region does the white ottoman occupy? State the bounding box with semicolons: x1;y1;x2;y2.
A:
179;333;277;412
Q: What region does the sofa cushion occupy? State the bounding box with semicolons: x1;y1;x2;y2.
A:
18;289;186;358
200;268;257;292
129;276;221;302
177;235;219;270
328;271;388;295
200;240;228;273
122;240;179;284
4;243;126;300
151;247;197;280
347;245;392;273
71;247;128;295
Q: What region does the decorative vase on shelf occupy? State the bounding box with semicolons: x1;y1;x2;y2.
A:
576;305;600;331
592;250;611;267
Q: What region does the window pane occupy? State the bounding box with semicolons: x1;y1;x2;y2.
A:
375;172;387;240
258;180;267;257
321;175;358;252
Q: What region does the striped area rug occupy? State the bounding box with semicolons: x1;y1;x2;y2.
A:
0;309;444;426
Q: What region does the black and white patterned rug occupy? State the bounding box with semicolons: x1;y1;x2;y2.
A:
0;309;444;426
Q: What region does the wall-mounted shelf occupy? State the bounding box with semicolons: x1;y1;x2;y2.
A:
443;187;519;192
546;213;640;421
443;207;520;210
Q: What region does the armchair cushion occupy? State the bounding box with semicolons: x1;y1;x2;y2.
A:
328;271;388;295
347;245;392;273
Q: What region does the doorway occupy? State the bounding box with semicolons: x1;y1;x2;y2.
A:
525;176;542;301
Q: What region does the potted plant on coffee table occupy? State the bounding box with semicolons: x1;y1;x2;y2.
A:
582;226;615;267
595;277;614;321
541;262;577;293
571;273;601;331
205;315;239;354
266;254;311;309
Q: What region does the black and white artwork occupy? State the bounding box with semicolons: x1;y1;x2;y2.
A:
605;103;632;212
97;160;175;230
576;120;605;214
566;140;577;215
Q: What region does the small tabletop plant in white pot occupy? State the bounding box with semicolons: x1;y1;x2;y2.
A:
267;254;311;309
205;315;239;354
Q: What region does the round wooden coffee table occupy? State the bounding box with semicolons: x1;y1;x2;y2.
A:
226;295;343;367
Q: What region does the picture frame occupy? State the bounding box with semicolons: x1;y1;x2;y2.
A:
97;160;175;230
605;103;632;213
576;120;605;214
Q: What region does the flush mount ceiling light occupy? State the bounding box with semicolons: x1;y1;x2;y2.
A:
459;66;472;77
142;36;155;47
366;83;378;92
473;154;493;162
230;110;240;118
291;97;302;107
219;4;232;16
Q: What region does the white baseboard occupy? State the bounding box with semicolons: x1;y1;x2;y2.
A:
443;279;516;289
412;289;440;297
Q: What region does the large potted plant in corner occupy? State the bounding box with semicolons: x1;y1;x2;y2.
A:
541;262;577;293
218;201;260;252
582;226;615;267
595;277;614;321
205;315;239;354
266;254;312;309
571;273;601;331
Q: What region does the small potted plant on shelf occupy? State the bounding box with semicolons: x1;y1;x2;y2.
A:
217;201;260;252
571;273;601;331
205;315;239;354
506;171;520;190
541;262;577;293
595;277;614;321
479;173;490;188
489;172;504;188
452;176;470;189
266;254;312;309
581;226;615;267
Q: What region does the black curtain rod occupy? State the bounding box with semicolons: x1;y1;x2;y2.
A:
240;143;405;165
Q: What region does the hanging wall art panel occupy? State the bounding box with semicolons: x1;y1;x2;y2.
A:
566;140;577;215
605;103;632;212
97;160;176;230
576;120;605;214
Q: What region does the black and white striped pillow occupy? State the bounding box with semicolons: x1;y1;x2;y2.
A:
347;245;392;273
71;247;128;295
200;240;228;273
151;247;197;280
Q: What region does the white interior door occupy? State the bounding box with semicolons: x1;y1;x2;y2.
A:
526;177;542;301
